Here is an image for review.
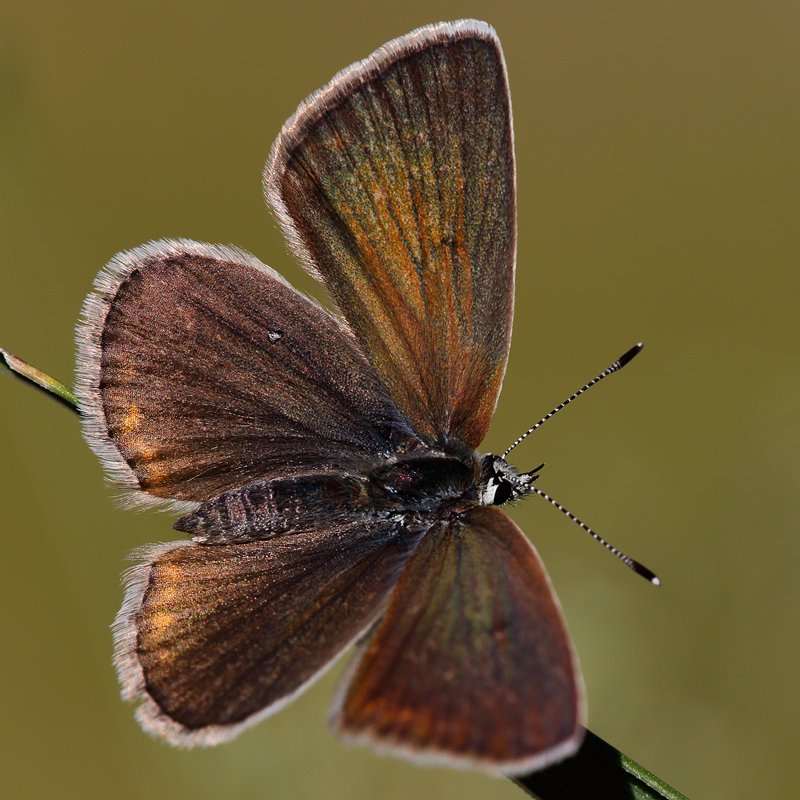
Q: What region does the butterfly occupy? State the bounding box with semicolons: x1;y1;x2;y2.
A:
75;19;589;776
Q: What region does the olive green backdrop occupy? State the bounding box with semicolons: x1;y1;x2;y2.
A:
1;2;797;799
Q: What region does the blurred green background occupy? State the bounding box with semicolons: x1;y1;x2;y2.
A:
1;2;798;798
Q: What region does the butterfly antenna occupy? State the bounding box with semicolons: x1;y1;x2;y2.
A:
502;343;643;459
530;483;659;584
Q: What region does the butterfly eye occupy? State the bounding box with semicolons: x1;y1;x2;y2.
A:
488;479;514;506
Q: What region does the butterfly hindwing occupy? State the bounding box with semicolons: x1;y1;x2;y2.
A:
115;518;422;746
331;506;585;774
265;20;516;449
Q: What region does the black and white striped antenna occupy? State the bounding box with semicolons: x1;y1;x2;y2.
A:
507;343;658;584
528;482;660;584
502;343;643;458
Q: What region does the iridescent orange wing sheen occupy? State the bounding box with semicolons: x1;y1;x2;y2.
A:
265;20;515;449
115;518;422;746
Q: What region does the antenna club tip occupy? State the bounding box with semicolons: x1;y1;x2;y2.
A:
618;342;644;368
630;558;659;585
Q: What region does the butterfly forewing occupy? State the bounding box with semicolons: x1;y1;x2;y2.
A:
115;519;422;746
265;20;515;448
332;506;584;774
76;240;416;509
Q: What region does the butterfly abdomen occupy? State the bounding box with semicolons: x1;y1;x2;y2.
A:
174;474;369;543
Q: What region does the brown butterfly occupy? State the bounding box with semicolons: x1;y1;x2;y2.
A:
73;19;628;775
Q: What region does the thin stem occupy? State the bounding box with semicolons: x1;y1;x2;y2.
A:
1;347;80;414
513;728;690;799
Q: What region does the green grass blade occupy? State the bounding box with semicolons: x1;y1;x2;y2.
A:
1;347;80;414
512;729;689;800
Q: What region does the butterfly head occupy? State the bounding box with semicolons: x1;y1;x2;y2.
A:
479;454;542;507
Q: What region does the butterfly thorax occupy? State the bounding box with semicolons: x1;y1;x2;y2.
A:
366;451;535;515
366;453;480;515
